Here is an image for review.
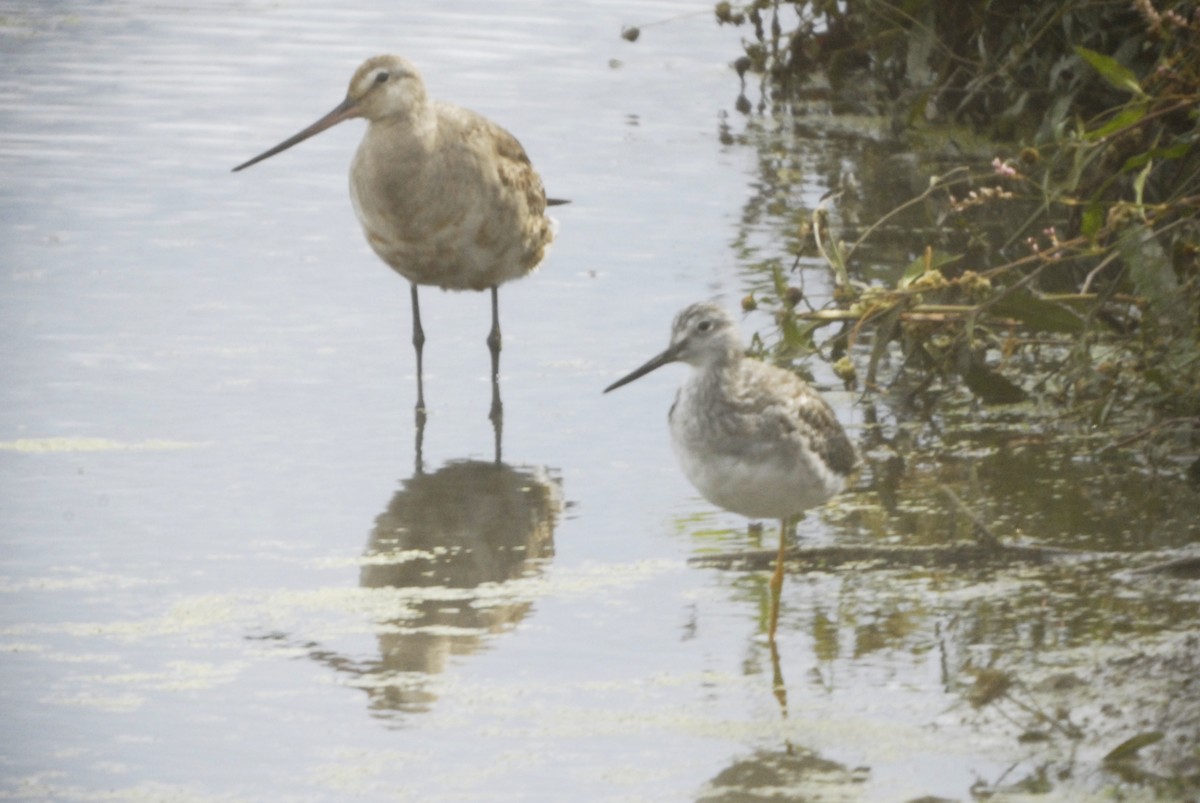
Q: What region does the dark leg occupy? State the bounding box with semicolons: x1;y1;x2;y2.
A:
487;286;503;456
490;373;503;465
486;286;502;373
410;283;427;416
413;400;427;476
767;518;790;643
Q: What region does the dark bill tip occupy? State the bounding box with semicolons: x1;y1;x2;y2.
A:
231;96;360;173
603;347;677;394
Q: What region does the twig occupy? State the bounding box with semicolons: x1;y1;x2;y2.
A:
939;483;1000;547
688;541;1071;572
1108;416;1200;449
844;167;970;261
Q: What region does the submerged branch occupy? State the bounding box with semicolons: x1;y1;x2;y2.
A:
689;541;1073;572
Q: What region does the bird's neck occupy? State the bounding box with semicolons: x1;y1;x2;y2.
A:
687;355;741;397
372;104;437;146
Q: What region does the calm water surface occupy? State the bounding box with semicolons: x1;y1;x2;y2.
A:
2;2;1197;801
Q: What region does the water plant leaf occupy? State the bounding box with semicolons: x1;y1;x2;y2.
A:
1103;731;1164;764
1132;159;1152;219
1083;103;1147;142
990;290;1085;334
1122;140;1192;172
1075;46;1143;96
899;249;958;289
962;359;1027;405
899;256;926;288
866;305;901;387
967;668;1013;707
1081;200;1105;240
1122;227;1178;314
779;316;819;354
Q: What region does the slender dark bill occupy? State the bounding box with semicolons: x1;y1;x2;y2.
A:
603;345;680;394
232;96;360;172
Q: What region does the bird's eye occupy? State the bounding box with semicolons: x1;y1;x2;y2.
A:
697;320;713;332
374;70;390;84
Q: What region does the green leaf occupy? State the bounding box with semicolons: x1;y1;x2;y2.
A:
899;256;926;288
962;357;1027;405
1122;140;1191;171
990;290;1085;334
1075;46;1143;96
826;237;849;287
1122;225;1182;321
1103;732;1164;764
866;306;901;386
1133;158;1152;218
779;316;818;354
1083;104;1147;142
898;250;959;288
1081;200;1106;239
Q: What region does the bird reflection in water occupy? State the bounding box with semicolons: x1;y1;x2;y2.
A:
249;331;559;716
256;423;561;718
358;458;560;714
698;748;867;799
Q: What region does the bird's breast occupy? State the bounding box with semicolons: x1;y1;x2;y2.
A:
668;376;847;520
348;131;553;291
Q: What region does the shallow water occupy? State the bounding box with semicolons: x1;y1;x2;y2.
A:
2;2;1198;801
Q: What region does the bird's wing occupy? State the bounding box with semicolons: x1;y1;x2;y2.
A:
438;102;548;214
737;363;858;476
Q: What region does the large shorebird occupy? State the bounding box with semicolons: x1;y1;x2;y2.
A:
605;303;857;642
234;54;561;417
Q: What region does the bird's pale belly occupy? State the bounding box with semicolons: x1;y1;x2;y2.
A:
671;440;845;521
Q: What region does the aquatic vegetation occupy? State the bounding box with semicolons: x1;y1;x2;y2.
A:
709;7;1200;793
721;0;1200;470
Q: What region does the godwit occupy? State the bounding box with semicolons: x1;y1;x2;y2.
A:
604;302;857;642
233;55;561;417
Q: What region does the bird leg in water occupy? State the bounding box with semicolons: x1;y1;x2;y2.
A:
410;283;427;414
413;400;427;476
769;638;789;720
487;286;502;367
487;285;504;438
490;379;503;465
767;517;792;643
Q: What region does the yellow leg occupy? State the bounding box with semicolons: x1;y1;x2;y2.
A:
769;637;788;717
767;519;789;642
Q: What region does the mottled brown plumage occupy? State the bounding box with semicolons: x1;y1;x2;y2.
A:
340;56;555;291
234;55;558;412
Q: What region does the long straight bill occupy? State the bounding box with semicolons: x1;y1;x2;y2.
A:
603;346;679;394
232;96;360;172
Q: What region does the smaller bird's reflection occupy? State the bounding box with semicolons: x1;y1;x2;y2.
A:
698;747;867;800
359;458;561;714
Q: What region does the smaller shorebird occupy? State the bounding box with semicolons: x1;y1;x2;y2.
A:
604;302;857;642
233;55;561;419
